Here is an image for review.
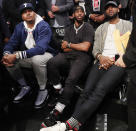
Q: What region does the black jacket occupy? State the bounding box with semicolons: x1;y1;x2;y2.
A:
123;0;136;69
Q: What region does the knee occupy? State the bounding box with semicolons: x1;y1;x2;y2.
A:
32;53;53;67
66;74;78;84
94;83;107;97
47;58;54;67
32;58;43;67
6;63;19;72
47;56;63;69
32;56;47;67
47;57;57;70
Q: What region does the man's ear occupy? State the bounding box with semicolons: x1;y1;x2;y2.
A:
118;4;122;9
118;8;120;13
72;13;75;18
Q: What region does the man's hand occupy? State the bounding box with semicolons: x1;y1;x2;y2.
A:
3;37;10;43
2;54;16;67
48;11;55;19
2;60;14;67
69;15;74;20
99;55;115;70
61;41;68;49
90;14;98;21
95;14;105;23
74;0;79;3
115;55;126;68
51;5;59;12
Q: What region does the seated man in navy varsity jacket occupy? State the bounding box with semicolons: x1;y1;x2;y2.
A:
2;3;55;108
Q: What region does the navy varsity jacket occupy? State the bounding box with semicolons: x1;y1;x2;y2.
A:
3;20;55;59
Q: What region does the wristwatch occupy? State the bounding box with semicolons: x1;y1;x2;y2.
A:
67;42;71;48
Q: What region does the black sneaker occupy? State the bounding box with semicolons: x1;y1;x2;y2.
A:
41;109;60;128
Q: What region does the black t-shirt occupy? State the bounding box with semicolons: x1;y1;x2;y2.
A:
63;22;94;56
64;22;94;45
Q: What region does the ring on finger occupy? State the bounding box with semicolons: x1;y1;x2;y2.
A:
101;64;104;67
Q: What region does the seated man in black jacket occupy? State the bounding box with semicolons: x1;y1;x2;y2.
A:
41;5;94;128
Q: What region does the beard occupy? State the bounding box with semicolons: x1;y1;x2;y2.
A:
74;16;84;24
105;12;118;20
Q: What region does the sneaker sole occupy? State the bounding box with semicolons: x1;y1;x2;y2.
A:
41;121;60;128
13;90;32;104
35;95;49;109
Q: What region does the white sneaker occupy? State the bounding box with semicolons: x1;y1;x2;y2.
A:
40;122;67;131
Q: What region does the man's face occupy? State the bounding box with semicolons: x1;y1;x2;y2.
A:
74;9;85;23
105;5;119;19
22;9;36;22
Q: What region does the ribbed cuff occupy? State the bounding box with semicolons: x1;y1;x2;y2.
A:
16;51;27;59
55;102;66;113
66;117;80;130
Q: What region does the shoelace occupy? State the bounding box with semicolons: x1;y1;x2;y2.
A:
23;86;29;90
19;88;29;95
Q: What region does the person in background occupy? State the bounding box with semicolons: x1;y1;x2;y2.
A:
74;0;85;9
40;0;74;53
2;0;36;32
84;0;107;29
119;0;131;20
0;5;10;108
115;0;136;130
0;6;10;52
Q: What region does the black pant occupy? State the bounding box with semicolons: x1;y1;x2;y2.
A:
127;69;136;131
47;52;91;105
72;62;125;124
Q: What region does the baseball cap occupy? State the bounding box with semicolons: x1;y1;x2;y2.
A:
105;0;119;9
19;3;35;14
73;5;85;13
